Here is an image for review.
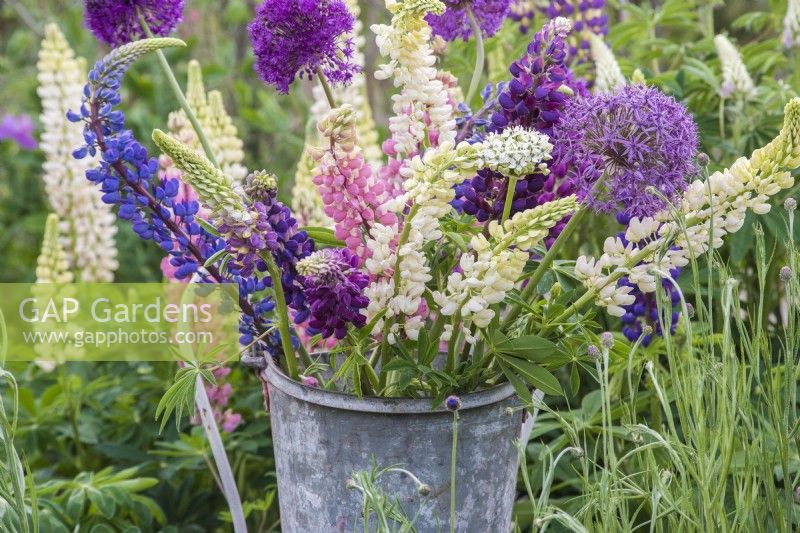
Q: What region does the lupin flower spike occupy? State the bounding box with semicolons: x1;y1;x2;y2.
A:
784;0;800;48
296;248;370;339
38;23;118;282
714;34;756;99
588;33;625;94
36;214;74;284
152;129;249;222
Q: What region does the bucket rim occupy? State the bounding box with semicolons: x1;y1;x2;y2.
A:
262;364;518;414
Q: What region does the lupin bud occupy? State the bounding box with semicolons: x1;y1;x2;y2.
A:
244;170;279;203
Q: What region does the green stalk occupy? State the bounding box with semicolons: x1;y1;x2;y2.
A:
316;67;337;109
500;175;518;225
543;245;655;334
464;5;485;105
139;15;220;169
450;411;459;533
502;208;587;328
264;255;300;380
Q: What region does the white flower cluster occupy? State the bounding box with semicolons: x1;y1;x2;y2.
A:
714;34;756;99
434;196;578;339
589;34;626;94
479;126;553;178
784;0;800;49
310;0;381;164
363;141;483;342
576;98;800;316
164;60;248;183
372;0;457;157
37;23;118;282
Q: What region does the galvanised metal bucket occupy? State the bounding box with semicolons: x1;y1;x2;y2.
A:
262;364;526;532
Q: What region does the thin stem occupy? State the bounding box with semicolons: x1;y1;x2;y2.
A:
502;208;587;328
264;255;300;380
139;15;220;169
500;176;518;225
464;5;485;105
316;67;337;109
450;411;459;533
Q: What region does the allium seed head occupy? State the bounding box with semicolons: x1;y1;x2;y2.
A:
785;197;797;212
600;331;614;349
780;266;793;283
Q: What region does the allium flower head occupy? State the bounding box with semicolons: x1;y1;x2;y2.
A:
426;0;513;42
479;126;552;177
297;248;369;339
83;0;185;47
553;85;699;217
248;0;359;93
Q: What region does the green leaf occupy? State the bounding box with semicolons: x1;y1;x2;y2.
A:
66;489;86;523
203;247;228;268
154;367;203;433
302;227;345;248
196;217;221;238
87;488;116;519
497;354;562;396
497;360;533;405
495;335;558;363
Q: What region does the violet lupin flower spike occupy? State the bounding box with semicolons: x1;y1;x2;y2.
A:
296;248;370;339
552;85;699;217
70;39;273;350
426;0;513;42
248;0;360;94
83;0;185;47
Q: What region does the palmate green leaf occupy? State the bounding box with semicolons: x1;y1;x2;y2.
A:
154;365;214;433
497;353;562;396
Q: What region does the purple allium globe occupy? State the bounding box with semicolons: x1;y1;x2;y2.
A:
248;0;360;94
552;85;699;217
296;248;369;340
83;0;185;47
426;0;513;42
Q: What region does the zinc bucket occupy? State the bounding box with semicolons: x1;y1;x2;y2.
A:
263;364;528;532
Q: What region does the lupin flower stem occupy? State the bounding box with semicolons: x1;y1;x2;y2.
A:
315;67;337;109
464;4;485;105
503;208;587;328
264;254;300;380
544;245;655;334
139;14;220;169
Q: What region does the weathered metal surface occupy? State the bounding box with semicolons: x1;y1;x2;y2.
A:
264;365;524;533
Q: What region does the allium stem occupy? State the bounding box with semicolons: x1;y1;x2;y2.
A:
264;254;300;380
139;14;220;169
464;5;485;105
316;67;337;109
502;208;588;328
449;410;459;533
500;175;518;225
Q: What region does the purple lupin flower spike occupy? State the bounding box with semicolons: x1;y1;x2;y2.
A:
296;248;369;340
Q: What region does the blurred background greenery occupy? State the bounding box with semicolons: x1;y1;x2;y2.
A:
0;0;797;530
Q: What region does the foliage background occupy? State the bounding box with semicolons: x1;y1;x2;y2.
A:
0;0;798;531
